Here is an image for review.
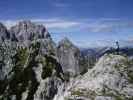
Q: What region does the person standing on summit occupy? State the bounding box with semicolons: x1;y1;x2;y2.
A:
116;41;120;55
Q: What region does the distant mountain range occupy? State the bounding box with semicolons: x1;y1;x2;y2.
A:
81;46;133;61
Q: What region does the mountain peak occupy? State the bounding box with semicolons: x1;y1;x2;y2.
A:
10;20;51;41
0;22;10;40
17;20;34;28
58;37;73;47
57;37;84;76
0;22;5;28
18;20;32;24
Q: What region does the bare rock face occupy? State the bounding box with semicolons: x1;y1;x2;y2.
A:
9;21;56;55
0;23;10;40
54;54;133;100
0;41;64;100
10;21;51;41
0;21;62;100
57;37;85;76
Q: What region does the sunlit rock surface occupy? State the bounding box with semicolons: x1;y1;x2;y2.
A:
1;20;133;100
0;23;10;40
54;54;133;100
57;37;86;76
10;21;51;41
0;21;64;100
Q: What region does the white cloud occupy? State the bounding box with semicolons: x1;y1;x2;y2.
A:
75;40;115;48
0;18;81;30
31;18;62;23
44;21;80;29
31;18;81;29
1;18;133;33
86;19;133;32
1;20;18;29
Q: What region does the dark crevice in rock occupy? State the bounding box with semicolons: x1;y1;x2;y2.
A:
4;42;41;100
42;55;64;81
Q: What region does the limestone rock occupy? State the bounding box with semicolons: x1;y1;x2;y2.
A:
0;23;10;40
10;21;51;41
54;54;133;100
57;37;84;76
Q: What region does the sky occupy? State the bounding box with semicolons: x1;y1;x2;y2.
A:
0;0;133;47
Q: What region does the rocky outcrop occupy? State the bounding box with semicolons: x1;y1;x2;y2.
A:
54;54;133;100
0;41;64;100
10;21;51;41
57;37;86;76
0;23;10;40
0;21;62;100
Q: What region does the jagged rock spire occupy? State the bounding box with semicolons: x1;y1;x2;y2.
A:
58;37;73;46
0;22;10;40
10;20;51;41
57;37;84;76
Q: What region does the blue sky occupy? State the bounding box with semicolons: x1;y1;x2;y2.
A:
0;0;133;47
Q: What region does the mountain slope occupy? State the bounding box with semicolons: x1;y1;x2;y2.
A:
54;54;133;100
57;37;86;76
0;21;87;100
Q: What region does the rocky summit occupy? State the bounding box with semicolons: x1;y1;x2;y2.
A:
54;54;133;100
9;21;51;41
0;21;87;100
0;21;133;100
57;37;86;76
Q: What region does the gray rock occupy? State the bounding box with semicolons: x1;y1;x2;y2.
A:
0;21;62;100
10;21;51;41
57;37;84;76
0;41;64;100
54;54;133;100
9;21;56;55
0;23;10;40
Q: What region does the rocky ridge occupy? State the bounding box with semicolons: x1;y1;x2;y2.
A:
57;37;87;76
9;21;51;41
0;21;87;100
0;21;133;100
54;54;133;100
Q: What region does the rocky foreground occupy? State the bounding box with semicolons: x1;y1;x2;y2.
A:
54;54;133;100
0;21;133;100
